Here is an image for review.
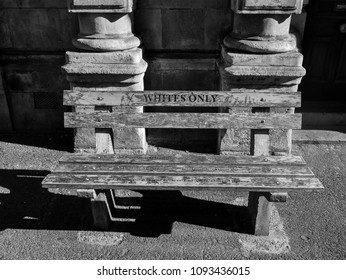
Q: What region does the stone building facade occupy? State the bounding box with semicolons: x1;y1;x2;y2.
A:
2;0;339;142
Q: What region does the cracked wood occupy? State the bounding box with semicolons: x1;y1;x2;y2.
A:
64;112;302;129
63;90;301;107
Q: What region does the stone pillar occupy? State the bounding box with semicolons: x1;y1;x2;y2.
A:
63;0;148;154
218;0;306;155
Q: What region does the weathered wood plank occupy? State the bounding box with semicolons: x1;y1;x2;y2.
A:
42;174;324;191
59;154;307;165
74;106;96;152
64;112;302;129
54;163;314;177
63;90;302;107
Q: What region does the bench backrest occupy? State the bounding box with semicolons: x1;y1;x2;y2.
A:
64;90;302;130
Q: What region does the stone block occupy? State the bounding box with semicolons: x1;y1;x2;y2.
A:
162;9;205;50
231;0;303;14
217;127;251;155
148;70;218;91
62;59;148;76
9;92;63;131
270;128;292;155
134;9;162;50
220;64;305;85
242;0;299;10
0;1;66;8
68;74;144;84
219;83;299;92
70;81;144;91
4;57;69;93
135;8;233;51
0;69;6;95
0;9;12;49
149;58;217;72
146;58;218;90
0;8;78;51
0;94;12;131
63;58;147;87
205;9;233;50
222;46;303;66
66;49;142;64
68;0;134;13
136;0;230;9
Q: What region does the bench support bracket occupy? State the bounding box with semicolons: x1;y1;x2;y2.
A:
90;192;112;230
248;192;272;236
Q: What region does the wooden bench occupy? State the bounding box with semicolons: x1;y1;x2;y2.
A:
42;90;324;235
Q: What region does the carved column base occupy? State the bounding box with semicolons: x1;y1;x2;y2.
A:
224;33;297;54
218;46;305;155
218;0;306;155
63;49;148;154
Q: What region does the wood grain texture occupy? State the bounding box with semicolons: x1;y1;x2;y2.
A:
53;162;314;176
42;173;324;191
63;90;302;107
64;112;302;129
59;154;308;165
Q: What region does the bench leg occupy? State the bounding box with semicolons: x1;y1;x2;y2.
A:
90;191;112;230
248;192;272;236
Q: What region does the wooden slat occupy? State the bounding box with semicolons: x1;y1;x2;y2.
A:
63;90;301;107
42;173;324;191
64;112;302;129
53;163;314;176
59;154;307;166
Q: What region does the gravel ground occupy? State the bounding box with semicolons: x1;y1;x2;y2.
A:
0;134;345;260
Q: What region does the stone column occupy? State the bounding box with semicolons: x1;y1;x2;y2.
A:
63;0;148;154
218;0;306;155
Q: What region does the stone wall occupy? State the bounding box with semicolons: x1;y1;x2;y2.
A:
0;0;306;134
0;1;77;132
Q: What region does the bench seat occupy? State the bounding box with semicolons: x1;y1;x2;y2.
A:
42;154;324;192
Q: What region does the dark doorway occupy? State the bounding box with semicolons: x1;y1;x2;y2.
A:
301;0;346;102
